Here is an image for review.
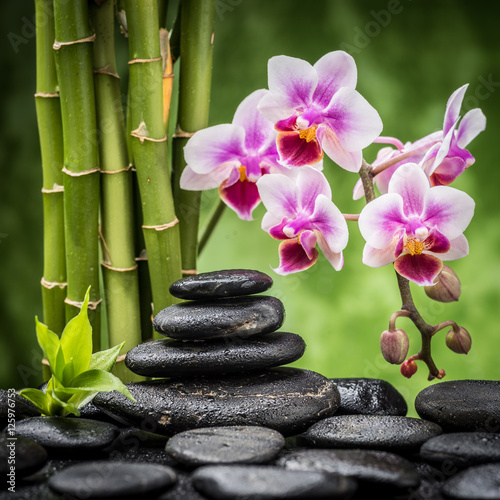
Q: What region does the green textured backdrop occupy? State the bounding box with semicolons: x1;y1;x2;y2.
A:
1;0;499;417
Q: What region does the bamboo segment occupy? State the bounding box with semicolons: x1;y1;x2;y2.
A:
172;0;216;274
89;0;142;381
53;0;101;350
124;0;182;331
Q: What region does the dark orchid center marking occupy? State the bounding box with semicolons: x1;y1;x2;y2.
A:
298;125;318;143
404;237;424;256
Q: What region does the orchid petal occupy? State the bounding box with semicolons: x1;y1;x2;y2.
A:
434;234;469;261
358;193;407;249
456;108;487;149
299;230;318;260
319;126;362;172
317;233;344;271
310;194;349;253
422;186;475;240
184;124;246;175
420;142;442;177
424;228;450;254
353;178;365;200
219;177;260;221
394;253;443;286
257;91;291;123
362;242;398;268
431;120;458;173
180;164;231;191
430;156;467;186
312;51;357;108
388;163;430;217
273;239;318;275
443;84;468;136
276;130;323;166
257;173;299;220
296;167;331;213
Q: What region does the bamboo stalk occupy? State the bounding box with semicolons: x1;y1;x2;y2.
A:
124;0;182;331
89;0;142;381
172;0;216;275
53;0;101;350
35;0;65;381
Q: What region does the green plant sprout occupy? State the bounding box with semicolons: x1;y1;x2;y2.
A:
20;287;135;417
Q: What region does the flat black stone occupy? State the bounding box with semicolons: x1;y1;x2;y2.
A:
299;415;442;454
415;380;500;432
420;432;500;469
330;378;408;416
0;389;40;428
93;367;340;437
125;332;306;377
277;448;420;491
153;296;285;340
165;426;286;466
48;461;177;499
441;463;500;499
0;433;48;478
191;464;357;500
14;416;120;453
169;269;273;300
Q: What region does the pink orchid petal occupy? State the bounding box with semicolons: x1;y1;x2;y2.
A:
257;173;299;220
310;194;349;253
420;143;442;177
321;87;383;152
275;115;298;132
430;157;466;186
431;234;469;261
388;163;430;217
312;51;357;108
219;177;260;221
299;230;318;260
276;130;323;166
422;185;475;240
431;120;458;173
424;229;450;254
456;108;487;149
353;177;365;200
395;236;404;258
362;242;398;268
262;211;283;234
184;123;246;175
273;238;319;275
296;167;332;213
316;233;345;271
443;84;468;136
180;164;231;191
358;193;407;249
267;217;291;240
257;91;292;123
318;126;362;172
394;253;443;286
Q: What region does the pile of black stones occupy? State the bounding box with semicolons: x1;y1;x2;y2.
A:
1;269;500;499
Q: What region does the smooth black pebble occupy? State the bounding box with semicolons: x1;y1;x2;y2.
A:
0;433;48;478
441;463;500;499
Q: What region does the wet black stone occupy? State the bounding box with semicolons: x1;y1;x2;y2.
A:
330;378;408;416
277;448;420;491
0;433;48;478
165;426;286;466
406;461;447;500
153;296;285;340
48;461;177;499
169;269;273;300
191;464;357;500
93;367;340;437
0;389;40;427
299;415;442;454
441;463;500;499
14;416;120;454
415;380;500;432
420;432;500;470
125;332;306;377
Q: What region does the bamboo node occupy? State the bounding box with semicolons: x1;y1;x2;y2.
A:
64;297;102;310
41;277;67;289
41;184;64;194
182;269;198;275
173;126;196;139
128;56;162;65
100;163;133;175
53;31;96;50
93;65;120;79
142;218;179;231
34;92;60;98
62;166;100;177
135;249;148;262
116;354;126;363
130;121;167;144
101;262;139;272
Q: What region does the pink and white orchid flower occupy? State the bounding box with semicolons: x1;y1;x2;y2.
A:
358;163;474;286
257;166;349;275
258;51;383;172
180;89;285;221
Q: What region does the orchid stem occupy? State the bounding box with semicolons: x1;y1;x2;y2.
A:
198;199;226;256
388;310;411;331
373;136;405;150
432;320;459;336
343;213;359;222
359;158;376;203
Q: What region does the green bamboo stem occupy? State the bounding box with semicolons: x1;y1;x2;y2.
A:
172;0;216;275
198;199;226;256
89;0;142;382
124;0;182;332
53;0;101;350
35;0;65;381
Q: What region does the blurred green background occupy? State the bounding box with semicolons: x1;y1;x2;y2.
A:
1;0;499;417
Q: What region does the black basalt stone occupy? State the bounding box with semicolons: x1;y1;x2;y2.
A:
191;464;357;500
330;378;408;416
169;269;273;300
0;389;40;427
0;433;48;478
299;415;442;454
153;296;285;340
48;461;177;499
441;463;500;500
415;380;500;432
165;426;286;466
93;367;340;437
125;332;306;377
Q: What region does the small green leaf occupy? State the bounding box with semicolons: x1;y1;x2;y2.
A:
49;389;80;417
68;390;98;410
89;342;125;372
19;388;51;415
35;317;60;373
59;286;93;377
53;344;66;385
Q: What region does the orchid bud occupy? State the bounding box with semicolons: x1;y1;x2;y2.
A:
380;329;409;365
424;265;461;303
446;326;471;354
400;359;418;378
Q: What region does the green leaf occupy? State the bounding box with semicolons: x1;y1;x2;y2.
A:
19;388;51;415
35;317;60;373
53;344;66;385
89;342;125;372
59;286;93;378
66;369;136;402
68;390;98;410
49;389;80;417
